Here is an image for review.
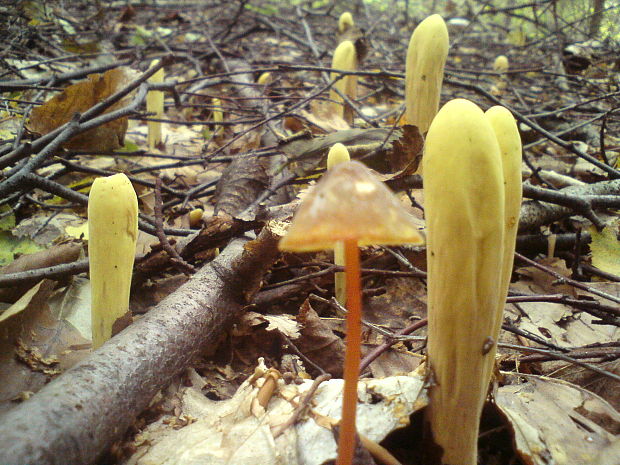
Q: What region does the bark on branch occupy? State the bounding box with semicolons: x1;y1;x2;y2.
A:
0;227;281;465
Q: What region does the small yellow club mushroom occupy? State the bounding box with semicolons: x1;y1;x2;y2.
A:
212;98;224;137
280;160;424;465
188;207;204;228
485;106;522;337
423;98;507;465
491;55;509;94
88;173;138;349
338;11;354;34
330;40;358;125
327;143;351;305
257;72;272;86
146;59;165;150
493;55;509;73
405;14;449;134
212;98;223;124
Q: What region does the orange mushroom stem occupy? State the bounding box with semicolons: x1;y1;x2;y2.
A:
278;160;424;465
337;238;362;465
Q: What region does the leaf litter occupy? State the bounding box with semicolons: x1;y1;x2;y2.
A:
0;1;619;464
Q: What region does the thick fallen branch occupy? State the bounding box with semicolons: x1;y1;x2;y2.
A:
519;178;620;231
522;182;620;230
0;227;280;465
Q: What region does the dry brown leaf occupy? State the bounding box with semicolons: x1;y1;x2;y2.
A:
507;281;617;349
386;124;423;174
301;101;350;133
0;280;90;414
496;376;620;465
295;299;345;377
240;312;301;340
29;67;136;150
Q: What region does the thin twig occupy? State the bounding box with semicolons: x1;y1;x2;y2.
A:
515;252;620;305
499;342;620;382
271;373;332;438
153;177;196;275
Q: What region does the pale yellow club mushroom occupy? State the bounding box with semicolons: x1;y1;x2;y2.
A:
146;59;164;150
330;40;358;125
405;14;449;135
88;173;138;349
338;11;354;34
326;143;351;306
423;98;506;465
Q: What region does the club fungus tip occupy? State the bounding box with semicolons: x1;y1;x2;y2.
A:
338;12;354;34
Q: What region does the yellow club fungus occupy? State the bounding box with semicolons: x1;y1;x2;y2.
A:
330;40;358;125
146;59;164;150
493;55;509;73
327;143;352;305
485;105;522;337
88;173;138;349
423;98;506;465
405;14;449;134
338;12;354;34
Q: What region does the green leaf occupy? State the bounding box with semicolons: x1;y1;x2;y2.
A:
0;206;15;231
0;231;45;266
118;139;140;152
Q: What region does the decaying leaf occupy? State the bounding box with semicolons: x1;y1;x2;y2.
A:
0;280;90;414
364;277;427;377
294;300;345;378
240;312;301;340
509;273;619;349
128;358;620;465
300;100;350;133
386;124;423;174
29;67;136;150
496;376;620;465
278;126;421;178
214;154;269;217
127;366;427;465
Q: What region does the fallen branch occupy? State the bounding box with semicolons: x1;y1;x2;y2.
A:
522;182;620;230
518;178;620;231
0;227;280;465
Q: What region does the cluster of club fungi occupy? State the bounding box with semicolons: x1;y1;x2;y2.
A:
280;12;522;465
86;12;522;465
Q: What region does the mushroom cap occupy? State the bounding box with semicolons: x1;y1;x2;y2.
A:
279;160;424;252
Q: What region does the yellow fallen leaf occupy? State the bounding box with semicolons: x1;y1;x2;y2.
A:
590;222;620;276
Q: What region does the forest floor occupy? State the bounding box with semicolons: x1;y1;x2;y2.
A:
0;1;619;464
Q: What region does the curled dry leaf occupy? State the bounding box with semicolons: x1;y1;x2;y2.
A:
29;67;137;150
0;280;90;414
295;300;346;377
